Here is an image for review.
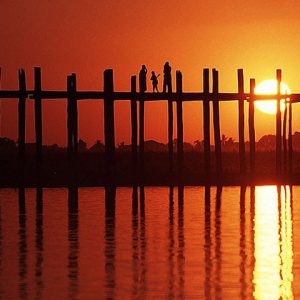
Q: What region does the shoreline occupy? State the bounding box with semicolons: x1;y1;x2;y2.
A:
2;175;299;188
1;151;299;188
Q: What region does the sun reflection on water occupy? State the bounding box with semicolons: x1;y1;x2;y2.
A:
253;186;294;300
280;187;294;299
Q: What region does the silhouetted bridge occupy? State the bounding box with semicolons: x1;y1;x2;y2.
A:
0;67;296;186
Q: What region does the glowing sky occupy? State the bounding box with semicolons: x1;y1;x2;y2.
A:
1;0;300;146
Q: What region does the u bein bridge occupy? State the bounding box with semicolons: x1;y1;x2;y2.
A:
0;67;298;187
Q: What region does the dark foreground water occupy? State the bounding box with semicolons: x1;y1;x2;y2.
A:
0;186;298;299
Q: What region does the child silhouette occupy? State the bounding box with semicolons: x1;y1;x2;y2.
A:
150;71;160;93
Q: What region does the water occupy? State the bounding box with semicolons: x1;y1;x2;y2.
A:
0;186;298;299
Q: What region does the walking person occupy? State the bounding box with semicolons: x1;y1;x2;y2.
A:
139;65;148;92
150;71;160;93
163;62;172;93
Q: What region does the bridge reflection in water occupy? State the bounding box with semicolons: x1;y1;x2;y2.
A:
254;186;293;300
0;186;297;299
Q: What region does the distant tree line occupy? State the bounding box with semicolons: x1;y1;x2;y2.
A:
1;133;300;153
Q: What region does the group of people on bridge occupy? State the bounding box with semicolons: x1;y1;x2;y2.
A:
139;62;172;93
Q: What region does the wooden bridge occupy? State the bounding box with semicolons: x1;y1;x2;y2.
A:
0;67;296;186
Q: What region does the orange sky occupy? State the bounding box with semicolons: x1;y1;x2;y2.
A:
1;0;300;146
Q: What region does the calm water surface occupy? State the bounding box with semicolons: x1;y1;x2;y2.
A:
0;186;298;299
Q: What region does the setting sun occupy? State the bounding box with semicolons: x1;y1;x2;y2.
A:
254;80;291;115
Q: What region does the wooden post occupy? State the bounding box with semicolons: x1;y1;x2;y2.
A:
34;67;43;184
212;69;222;176
249;79;256;174
0;67;2;137
71;73;78;155
176;71;183;182
168;94;173;176
283;100;287;175
67;75;73;158
130;76;138;183
18;69;26;186
237;69;246;174
104;69;115;183
67;73;78;151
139;78;145;184
67;74;78;183
288;99;293;175
139;101;144;154
203;68;211;176
276;69;282;176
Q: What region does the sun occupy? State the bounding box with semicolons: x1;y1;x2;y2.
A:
254;80;291;115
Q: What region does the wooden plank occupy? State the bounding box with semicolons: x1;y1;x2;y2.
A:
18;69;26;186
203;68;211;175
116;92;219;101
176;71;183;181
288;99;293;175
237;69;246;174
249;79;256;174
4;89;300;102
212;69;222;176
130;76;138;183
115;92;276;102
113;92;295;101
0;90;30;98
34;67;43;183
112;92;299;101
276;69;282;175
104;69;115;183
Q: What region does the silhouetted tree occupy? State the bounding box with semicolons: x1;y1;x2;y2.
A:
44;143;64;153
257;135;276;151
0;137;16;153
183;142;194;152
117;141;131;152
144;140;167;152
221;134;227;145
221;135;238;152
78;139;87;152
194;140;204;152
89;140;105;152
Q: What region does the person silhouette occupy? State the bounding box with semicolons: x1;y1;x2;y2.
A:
150;71;160;93
163;62;172;93
139;65;147;92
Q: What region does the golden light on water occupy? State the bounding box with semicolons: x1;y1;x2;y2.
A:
279;187;294;299
254;80;291;115
253;186;294;300
254;186;281;299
